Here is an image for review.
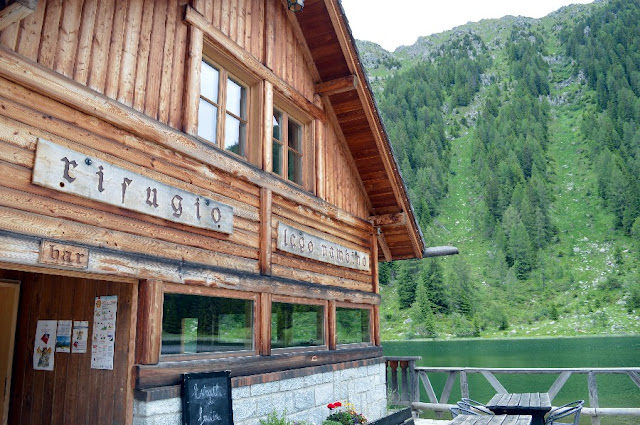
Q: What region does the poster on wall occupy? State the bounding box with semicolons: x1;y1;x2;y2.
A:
72;320;89;353
33;320;57;371
91;295;117;370
55;320;72;353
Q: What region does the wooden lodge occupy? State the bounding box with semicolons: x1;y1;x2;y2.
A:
0;0;426;424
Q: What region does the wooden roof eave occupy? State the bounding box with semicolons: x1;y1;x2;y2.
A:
298;0;426;260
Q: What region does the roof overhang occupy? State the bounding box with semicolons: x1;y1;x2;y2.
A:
294;0;426;261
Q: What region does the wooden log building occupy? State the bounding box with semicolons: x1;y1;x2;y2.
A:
0;1;426;424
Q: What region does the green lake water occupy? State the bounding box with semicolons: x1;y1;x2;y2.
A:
382;336;640;425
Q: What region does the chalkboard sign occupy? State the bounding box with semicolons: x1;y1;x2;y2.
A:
182;371;233;425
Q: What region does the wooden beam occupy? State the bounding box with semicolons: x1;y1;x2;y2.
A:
183;25;203;135
259;292;272;356
137;346;384;389
315;75;358;97
0;231;381;305
183;5;325;121
328;300;336;350
259;188;272;276
135;279;163;365
377;229;392;262
262;81;273;172
0;1;36;32
370;212;406;227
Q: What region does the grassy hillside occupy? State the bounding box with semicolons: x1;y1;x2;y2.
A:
358;0;640;339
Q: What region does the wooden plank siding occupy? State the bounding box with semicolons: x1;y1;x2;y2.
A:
2;269;135;425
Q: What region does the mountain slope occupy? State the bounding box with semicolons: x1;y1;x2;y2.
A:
361;0;640;339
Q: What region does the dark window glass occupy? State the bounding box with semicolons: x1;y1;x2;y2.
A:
336;307;371;344
271;302;324;349
161;293;253;355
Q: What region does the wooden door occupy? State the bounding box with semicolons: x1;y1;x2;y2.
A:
0;280;20;425
0;270;135;425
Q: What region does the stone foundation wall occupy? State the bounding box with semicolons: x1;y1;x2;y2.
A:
134;362;388;425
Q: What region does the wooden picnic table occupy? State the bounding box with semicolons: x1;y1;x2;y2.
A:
486;393;552;425
450;414;532;425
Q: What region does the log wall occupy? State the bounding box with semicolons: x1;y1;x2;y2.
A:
0;0;367;218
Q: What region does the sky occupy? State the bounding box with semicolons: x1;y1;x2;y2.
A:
340;0;595;51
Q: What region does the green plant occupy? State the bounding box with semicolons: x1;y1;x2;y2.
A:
260;411;290;425
326;402;367;425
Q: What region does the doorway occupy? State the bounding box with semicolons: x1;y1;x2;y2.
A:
0;280;20;425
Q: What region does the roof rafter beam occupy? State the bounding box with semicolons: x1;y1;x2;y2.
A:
369;212;406;227
0;0;37;32
315;75;358;97
376;229;393;262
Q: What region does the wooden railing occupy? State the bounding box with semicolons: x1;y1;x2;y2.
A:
384;358;640;425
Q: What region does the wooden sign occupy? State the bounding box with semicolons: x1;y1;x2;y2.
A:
38;240;89;269
182;371;233;425
276;222;370;271
32;139;234;234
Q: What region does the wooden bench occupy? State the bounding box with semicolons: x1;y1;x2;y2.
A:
368;408;415;425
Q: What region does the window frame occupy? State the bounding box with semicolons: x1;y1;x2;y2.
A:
334;302;374;348
270;93;313;191
196;44;263;167
270;295;329;353
160;283;259;361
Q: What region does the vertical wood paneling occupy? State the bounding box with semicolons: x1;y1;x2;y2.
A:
4;270;133;425
55;0;83;78
144;0;168;118
38;0;63;67
132;0;155;112
158;0;177;123
168;14;187;129
104;0;128;99
16;0;46;61
74;0;98;85
88;0;116;92
220;0;230;36
213;0;222;30
118;0;143;106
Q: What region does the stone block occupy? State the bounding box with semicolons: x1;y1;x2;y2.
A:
135;398;182;417
337;367;359;383
279;376;306;391
234;397;258;421
233;385;251;399
132;413;181;425
314;383;334;405
292;388;315;411
254;395;277;416
321;371;334;383
334;383;349;400
251;381;280;396
303;372;324;387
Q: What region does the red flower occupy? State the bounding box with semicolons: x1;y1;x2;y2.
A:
335;402;342;407
328;404;335;409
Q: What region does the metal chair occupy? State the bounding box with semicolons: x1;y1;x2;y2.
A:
545;400;584;425
459;398;494;415
450;406;480;418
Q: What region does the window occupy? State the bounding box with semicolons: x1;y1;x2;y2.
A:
198;59;248;158
272;108;303;185
336;307;371;345
271;301;324;349
161;293;253;355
